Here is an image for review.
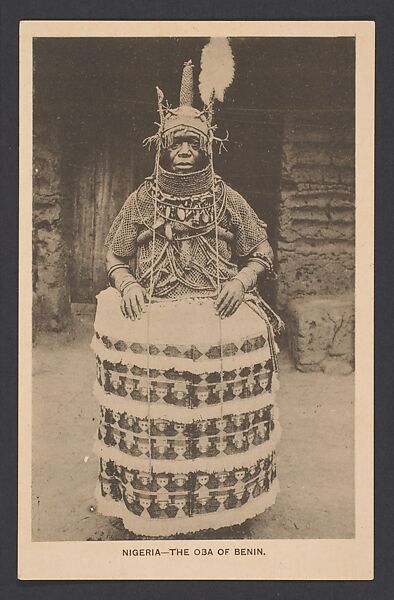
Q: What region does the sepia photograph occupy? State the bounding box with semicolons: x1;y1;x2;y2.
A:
19;20;374;580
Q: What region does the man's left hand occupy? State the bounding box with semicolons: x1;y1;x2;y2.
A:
215;279;244;319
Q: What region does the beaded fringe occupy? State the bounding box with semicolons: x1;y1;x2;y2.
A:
161;130;209;153
94;417;281;474
93;375;279;422
91;335;273;374
95;479;279;537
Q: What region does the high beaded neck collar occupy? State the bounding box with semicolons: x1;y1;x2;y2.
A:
153;164;214;197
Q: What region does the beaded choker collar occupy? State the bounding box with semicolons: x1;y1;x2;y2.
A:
152;165;215;197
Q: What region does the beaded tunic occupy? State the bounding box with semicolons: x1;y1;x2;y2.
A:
105;165;271;299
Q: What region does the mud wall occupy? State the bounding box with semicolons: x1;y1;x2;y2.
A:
277;111;355;309
33;116;71;332
276;111;355;371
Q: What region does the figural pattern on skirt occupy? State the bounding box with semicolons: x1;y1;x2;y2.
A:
93;290;279;530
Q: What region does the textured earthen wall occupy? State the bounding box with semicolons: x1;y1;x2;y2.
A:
277;111;355;371
33;116;71;332
277;111;355;309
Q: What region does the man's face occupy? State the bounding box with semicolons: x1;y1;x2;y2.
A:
164;130;207;173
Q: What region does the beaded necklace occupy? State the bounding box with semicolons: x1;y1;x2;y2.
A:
140;166;228;241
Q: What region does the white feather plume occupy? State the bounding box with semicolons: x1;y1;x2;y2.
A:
199;38;235;104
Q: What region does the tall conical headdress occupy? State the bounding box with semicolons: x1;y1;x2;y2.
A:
160;60;210;144
144;38;235;153
179;59;194;106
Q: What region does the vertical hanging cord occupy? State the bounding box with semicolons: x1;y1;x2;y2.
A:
209;144;226;438
145;143;161;478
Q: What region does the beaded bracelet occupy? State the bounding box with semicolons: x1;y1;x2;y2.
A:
233;266;258;293
120;281;141;297
119;274;140;297
247;253;277;280
107;263;130;286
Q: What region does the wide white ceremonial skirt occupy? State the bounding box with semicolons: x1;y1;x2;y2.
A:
91;286;280;536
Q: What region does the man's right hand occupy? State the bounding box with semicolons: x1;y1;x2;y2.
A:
120;283;147;320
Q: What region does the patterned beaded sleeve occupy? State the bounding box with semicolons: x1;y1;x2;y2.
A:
105;191;141;258
225;187;270;258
